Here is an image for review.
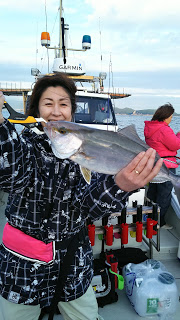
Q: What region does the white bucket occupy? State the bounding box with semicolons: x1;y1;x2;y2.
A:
123;260;179;317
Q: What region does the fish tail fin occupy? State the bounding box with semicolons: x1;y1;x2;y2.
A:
170;171;180;206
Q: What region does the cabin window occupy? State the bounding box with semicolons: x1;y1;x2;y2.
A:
75;96;116;125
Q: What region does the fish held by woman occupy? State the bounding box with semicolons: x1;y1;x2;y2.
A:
44;121;180;204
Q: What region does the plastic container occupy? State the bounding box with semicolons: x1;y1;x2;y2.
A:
122;260;179;318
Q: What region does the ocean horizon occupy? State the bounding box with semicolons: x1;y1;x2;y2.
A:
3;92;180;113
2;94;179;139
114;93;180;114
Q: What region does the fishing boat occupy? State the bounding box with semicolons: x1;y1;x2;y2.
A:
28;0;131;133
0;1;180;319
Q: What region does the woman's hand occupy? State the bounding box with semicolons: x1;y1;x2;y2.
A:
0;91;5;123
115;148;163;192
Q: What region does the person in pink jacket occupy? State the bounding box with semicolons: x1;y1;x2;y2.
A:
144;103;180;229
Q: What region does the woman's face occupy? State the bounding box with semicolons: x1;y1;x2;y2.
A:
164;114;173;125
38;86;72;125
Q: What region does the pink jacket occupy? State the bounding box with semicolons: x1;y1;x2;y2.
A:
144;120;180;168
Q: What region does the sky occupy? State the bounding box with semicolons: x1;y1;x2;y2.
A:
1;0;180;112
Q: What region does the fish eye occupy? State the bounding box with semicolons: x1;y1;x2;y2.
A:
58;127;67;134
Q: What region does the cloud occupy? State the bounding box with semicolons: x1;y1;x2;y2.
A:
1;0;180;94
85;0;180;24
0;0;56;12
111;68;180;90
81;0;180;73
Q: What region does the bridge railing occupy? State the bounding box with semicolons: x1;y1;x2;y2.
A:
0;82;32;92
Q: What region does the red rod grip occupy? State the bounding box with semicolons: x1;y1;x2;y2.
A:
121;223;128;244
110;257;118;289
88;224;95;246
146;218;153;239
136;221;143;242
104;225;113;246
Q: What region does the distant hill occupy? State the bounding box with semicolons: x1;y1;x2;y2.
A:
114;107;155;115
115;107;134;114
115;107;180;116
136;109;156;115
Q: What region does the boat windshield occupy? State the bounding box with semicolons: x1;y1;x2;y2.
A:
75;96;117;126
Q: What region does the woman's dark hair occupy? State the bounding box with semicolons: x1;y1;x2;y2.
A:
27;73;77;117
151;103;174;122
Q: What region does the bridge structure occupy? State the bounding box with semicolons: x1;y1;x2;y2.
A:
0;76;131;112
0;87;32;112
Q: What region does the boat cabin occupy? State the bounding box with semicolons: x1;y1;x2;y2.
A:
75;91;117;131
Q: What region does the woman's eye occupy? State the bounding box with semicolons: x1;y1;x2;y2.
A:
45;103;53;106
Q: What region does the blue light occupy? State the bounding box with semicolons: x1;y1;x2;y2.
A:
82;35;91;43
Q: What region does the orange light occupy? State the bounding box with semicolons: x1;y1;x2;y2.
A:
41;32;50;46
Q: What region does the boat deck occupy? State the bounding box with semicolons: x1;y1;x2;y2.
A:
43;255;180;320
43;229;180;320
0;191;179;320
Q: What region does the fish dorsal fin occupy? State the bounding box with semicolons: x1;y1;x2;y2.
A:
80;166;91;184
118;124;148;149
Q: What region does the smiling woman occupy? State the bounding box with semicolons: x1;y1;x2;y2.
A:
27;73;77;124
38;86;72;124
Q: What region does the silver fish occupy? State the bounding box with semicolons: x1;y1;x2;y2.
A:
44;121;180;204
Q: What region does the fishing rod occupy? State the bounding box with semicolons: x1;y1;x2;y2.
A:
3;101;46;128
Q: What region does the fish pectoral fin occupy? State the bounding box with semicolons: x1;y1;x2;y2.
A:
79;151;94;160
71;151;93;161
80;166;91;184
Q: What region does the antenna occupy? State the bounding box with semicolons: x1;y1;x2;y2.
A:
35;22;38;68
40;0;91;76
109;53;114;91
99;17;103;72
59;0;63;58
44;0;49;72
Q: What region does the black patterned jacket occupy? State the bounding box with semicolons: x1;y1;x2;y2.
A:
0;120;130;307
